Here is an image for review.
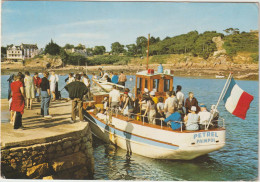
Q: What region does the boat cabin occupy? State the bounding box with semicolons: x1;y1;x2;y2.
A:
135;70;174;99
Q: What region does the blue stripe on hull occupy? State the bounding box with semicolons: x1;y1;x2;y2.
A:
86;114;179;150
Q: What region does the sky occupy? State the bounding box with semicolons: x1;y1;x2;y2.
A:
1;1;259;51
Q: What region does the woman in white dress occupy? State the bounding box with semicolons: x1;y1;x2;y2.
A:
24;71;35;109
49;71;57;101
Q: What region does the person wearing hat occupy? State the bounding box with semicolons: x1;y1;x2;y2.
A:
198;103;211;130
184;106;199;131
150;91;158;104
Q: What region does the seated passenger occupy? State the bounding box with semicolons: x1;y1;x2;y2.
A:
102;97;108;113
184;106;199;131
162;107;182;130
164;91;175;118
198;104;211;130
104;75;111;82
139;95;149;123
210;105;219;128
111;73;119;84
150;91;158;104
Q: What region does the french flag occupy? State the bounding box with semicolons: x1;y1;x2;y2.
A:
223;78;254;120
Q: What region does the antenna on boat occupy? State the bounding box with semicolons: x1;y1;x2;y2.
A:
146;33;150;70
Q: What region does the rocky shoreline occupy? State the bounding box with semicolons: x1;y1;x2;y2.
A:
1;62;258;80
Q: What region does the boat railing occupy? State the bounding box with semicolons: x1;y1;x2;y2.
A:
104;107;225;132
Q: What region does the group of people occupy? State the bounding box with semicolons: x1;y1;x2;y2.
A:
97;68;127;86
101;85;219;131
8;71;60;130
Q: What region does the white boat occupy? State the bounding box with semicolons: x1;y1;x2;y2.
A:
84;70;226;160
84;34;226;160
84;111;225;160
216;75;225;79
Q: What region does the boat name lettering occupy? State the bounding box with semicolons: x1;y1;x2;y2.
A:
193;132;219;139
193;132;219;143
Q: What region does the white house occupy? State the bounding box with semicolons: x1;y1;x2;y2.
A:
6;43;39;61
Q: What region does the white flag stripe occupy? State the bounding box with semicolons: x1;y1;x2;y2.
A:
224;84;244;113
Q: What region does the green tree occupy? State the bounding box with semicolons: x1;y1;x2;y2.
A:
44;39;61;55
59;48;69;66
1;46;7;58
75;43;86;50
64;44;74;49
93;46;106;55
126;44;137;56
136;36;148;55
111;42;125;55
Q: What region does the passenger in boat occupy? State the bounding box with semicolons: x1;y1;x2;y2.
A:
139;95;149;123
210;105;219;128
170;91;178;110
143;97;156;125
111;72;119;84
64;74;88;123
102;97;108;113
104;75;112;82
150;91;158;104
198;104;211;130
184;106;199;131
143;88;149;97
156;97;166;125
118;71;127;86
163;107;182;130
109;85;121;112
164;91;175;118
121;91;134;117
176;85;185;113
184;92;199;115
98;68;104;78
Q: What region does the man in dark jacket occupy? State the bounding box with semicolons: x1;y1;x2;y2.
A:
65;74;88;123
184;92;199;115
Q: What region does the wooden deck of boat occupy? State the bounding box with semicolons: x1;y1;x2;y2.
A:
88;111;225;133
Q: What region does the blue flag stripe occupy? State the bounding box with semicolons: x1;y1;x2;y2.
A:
223;78;236;103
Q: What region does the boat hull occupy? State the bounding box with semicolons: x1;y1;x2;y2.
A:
84;112;225;160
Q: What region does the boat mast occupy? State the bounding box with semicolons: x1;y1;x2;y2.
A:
146;34;150;70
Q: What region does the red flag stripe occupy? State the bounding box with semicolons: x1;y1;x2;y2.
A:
232;91;254;120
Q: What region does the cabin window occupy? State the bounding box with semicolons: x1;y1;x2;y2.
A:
153;79;159;92
164;79;170;92
138;78;142;90
145;79;148;89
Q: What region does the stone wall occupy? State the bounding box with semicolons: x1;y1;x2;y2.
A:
1;123;94;179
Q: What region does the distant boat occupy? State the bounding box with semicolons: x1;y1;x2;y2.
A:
38;73;43;75
129;77;133;81
216;75;225;79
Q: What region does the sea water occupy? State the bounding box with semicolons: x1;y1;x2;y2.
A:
1;74;258;180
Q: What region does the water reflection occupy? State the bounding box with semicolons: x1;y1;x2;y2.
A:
124;121;133;155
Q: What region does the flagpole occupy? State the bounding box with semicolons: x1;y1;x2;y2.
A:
206;72;233;130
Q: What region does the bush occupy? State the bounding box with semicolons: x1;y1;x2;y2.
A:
251;53;259;63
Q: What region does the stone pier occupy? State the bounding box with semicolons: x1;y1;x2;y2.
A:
1;99;94;179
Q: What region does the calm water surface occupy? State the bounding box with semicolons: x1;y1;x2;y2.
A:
1;74;258;180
